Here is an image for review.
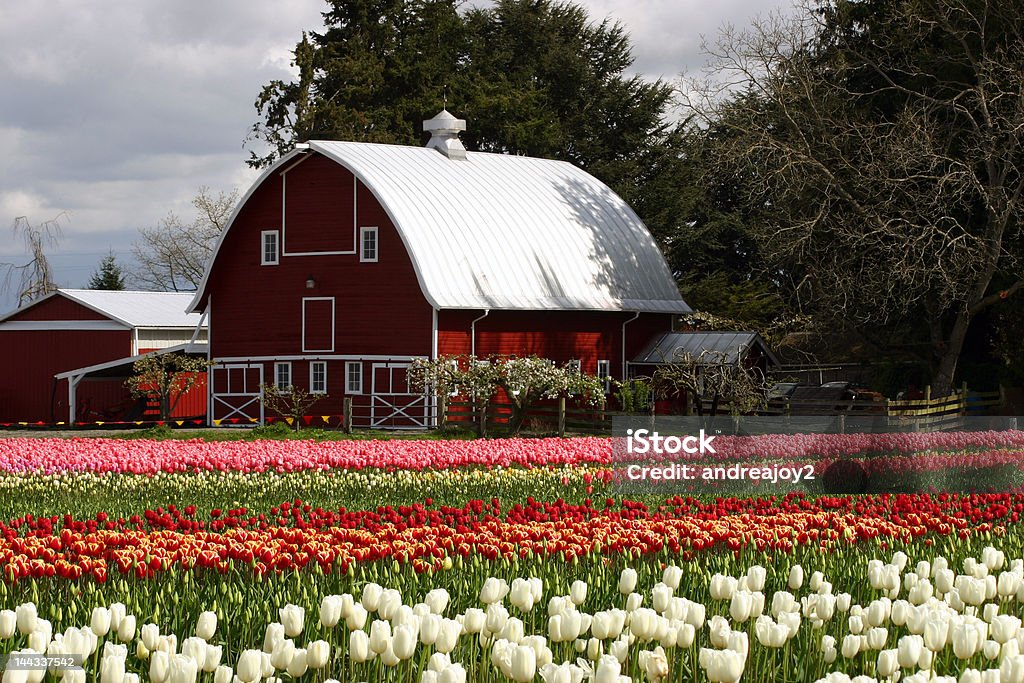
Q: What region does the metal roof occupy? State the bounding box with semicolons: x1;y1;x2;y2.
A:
54;342;208;380
1;290;206;329
632;331;780;366
190;141;691;314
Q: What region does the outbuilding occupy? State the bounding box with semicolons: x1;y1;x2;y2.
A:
0;289;207;424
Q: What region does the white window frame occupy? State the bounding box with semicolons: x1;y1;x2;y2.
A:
597;359;611;393
301;297;336;353
261;230;280;265
567;359;582;374
345;361;363;394
310;361;328;394
359;226;379;263
274;362;292;391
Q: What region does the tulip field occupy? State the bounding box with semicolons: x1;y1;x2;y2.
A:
2;431;1024;682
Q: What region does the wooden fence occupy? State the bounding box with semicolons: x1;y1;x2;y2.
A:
435;385;1006;435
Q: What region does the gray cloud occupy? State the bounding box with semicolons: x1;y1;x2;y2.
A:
0;0;794;312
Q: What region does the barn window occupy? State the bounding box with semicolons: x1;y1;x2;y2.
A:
261;231;279;265
567;359;582;374
597;359;611;393
345;362;363;394
310;361;327;394
274;362;292;391
359;227;378;263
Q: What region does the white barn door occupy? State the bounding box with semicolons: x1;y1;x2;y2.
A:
370;362;429;429
211;364;264;424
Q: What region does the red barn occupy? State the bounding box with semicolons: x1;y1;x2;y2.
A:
189;111;690;427
0;289;207;424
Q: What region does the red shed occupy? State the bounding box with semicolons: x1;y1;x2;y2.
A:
189;111;690;427
0;289;208;423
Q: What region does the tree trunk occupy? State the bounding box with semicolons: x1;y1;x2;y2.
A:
932;310;973;397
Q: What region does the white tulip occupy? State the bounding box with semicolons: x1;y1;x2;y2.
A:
263;623;285;654
481;577;510;605
349;630;371;663
595;655;622;683
709;616;732;649
425;589;450;615
203;644;222;673
511;644;537;682
182;637;209;668
306;640;330;669
953;623;983;660
269;638;295;670
394;624;417;660
898;634;924;669
626;592;643;613
486;603;510;634
213;665;232;683
841;634;861;658
510;579;536;612
0;610;15;639
877;649;899;677
235;650;262;683
278;605;305;638
618;568;638;595
116;614;136;643
91;607;111;638
435;619;462;654
150;650;171;683
462;608;486;634
730;591;754;623
788;565;804;591
142;623;161;651
318;597;342;629
361;583;384;612
439;664;467;683
16;603;37;636
345;603;368;631
663;565;683;590
369;620;392;654
698;648;745;683
747;566;767;592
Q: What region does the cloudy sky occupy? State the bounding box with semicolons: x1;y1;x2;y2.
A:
0;0;791;313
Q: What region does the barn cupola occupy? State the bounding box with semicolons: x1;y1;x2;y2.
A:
423;109;467;160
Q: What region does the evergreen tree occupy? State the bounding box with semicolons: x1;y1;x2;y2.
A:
88;252;126;290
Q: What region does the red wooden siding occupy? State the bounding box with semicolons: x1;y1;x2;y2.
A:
10;294;111;321
438;310;673;378
283;155;357;254
204;152;433;360
0;329;131;422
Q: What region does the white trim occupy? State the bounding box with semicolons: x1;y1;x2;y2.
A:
55;343;208;380
310;360;328;394
261;230;280;265
597;359;611;393
214;354;423;363
621;311;640;381
274;362;292;390
0;320;129;331
301;296;336;353
431;308;438;360
188;148;305;313
359;226;379;263
281;156;359;257
345;361;363;394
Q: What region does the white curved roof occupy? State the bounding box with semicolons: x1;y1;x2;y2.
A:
192;141;690;314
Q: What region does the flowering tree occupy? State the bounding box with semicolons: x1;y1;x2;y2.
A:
260;384;328;432
410;355;605;435
127;352;209;421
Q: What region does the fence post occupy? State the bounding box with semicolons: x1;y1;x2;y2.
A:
558;397;566;437
343;397;353;434
961;381;969;416
925;385;932;402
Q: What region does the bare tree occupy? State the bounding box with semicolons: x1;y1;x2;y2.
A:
651;349;768;416
131;186;238;291
686;0;1024;395
261;383;328;432
2;215;65;307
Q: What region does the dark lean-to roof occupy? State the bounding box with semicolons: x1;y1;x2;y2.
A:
633;331;780;366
